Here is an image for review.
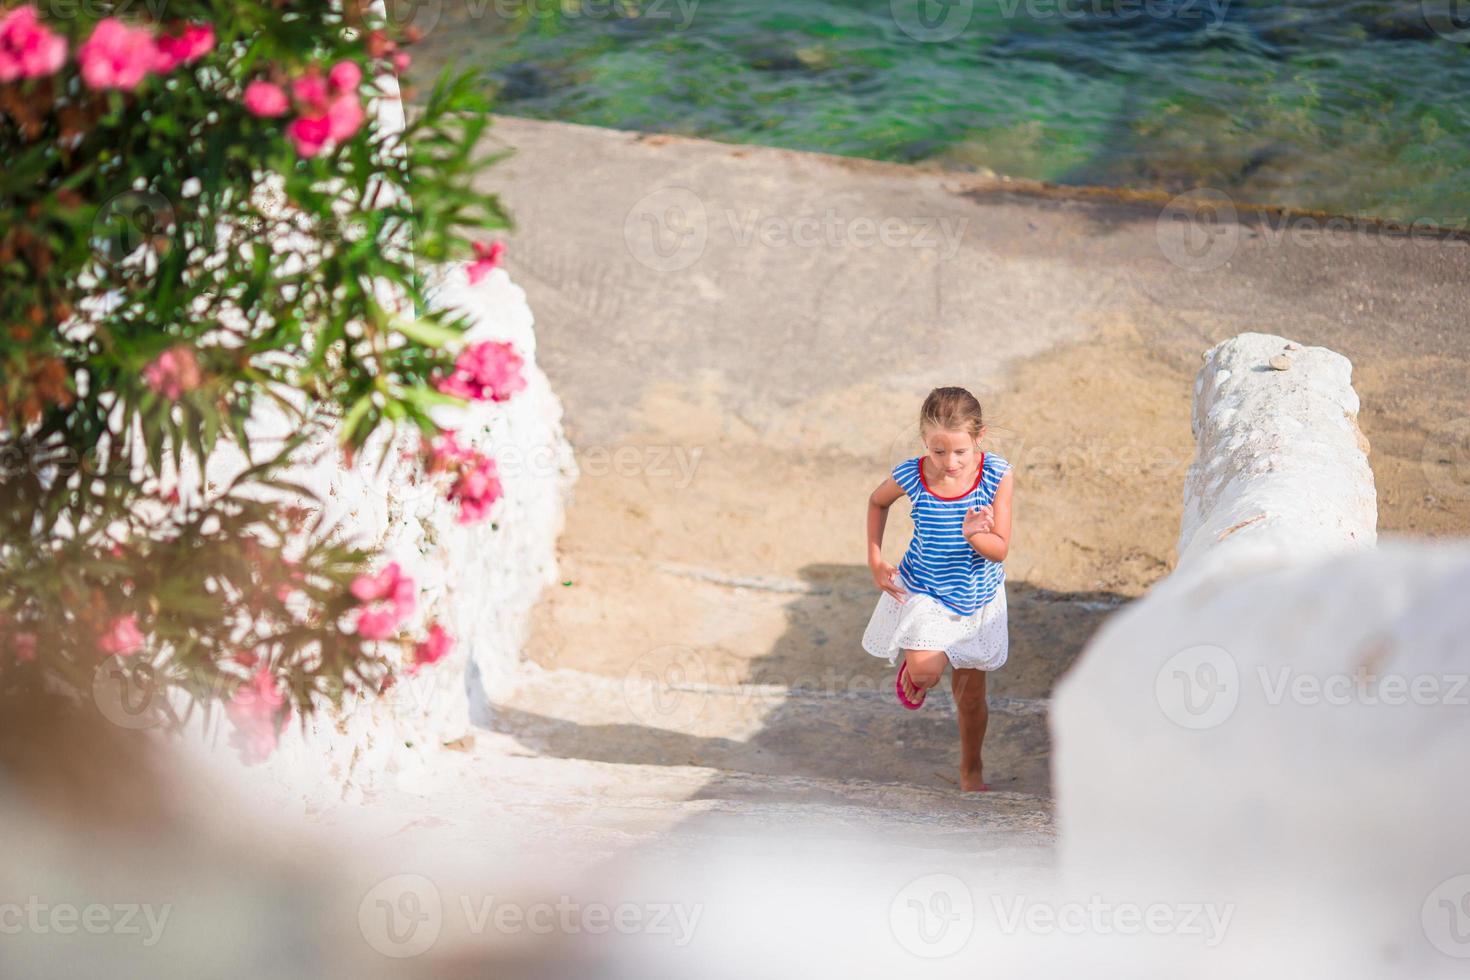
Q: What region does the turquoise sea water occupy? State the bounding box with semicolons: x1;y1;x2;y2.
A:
411;1;1470;224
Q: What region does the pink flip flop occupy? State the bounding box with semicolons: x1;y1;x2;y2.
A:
896;661;927;710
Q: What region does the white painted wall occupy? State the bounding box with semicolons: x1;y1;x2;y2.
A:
1177;331;1377;579
1052;333;1470;976
152;31;577;801
168;265;574;804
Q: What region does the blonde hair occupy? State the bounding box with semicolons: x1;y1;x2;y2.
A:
919;386;984;439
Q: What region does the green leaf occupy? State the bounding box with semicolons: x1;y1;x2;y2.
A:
394;316;464;349
399;385;463;410
339;393;375;445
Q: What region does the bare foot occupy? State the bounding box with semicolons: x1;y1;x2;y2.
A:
959;767;989;792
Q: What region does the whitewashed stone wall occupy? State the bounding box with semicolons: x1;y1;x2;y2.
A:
1052;333;1470;975
1176;331;1377;581
162;28;576;801
171;267;574;804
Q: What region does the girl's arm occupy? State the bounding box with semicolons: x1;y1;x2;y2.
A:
963;470;1014;562
867;477;907;601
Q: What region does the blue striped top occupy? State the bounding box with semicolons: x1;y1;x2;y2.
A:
893;453;1011;615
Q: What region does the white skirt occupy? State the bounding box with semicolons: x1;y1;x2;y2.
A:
861;578;1008;671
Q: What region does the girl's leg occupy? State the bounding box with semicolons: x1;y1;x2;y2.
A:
951;667;989;792
901;649;947;703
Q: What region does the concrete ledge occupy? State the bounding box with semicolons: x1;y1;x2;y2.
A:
1177;332;1377;584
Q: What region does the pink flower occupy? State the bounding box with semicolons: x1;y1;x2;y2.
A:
285;114;331;158
142;346;202;400
152;22;213;72
451;455;502;524
281;63;364;156
291;70;329;114
392;51;411;73
328;59;361;94
243;79;289;117
466;240;505;286
326;93;364;142
411;624;453;673
435;339;525;403
13;632;38;662
78;17;158;91
225;669;290;765
0;5;66;82
99;614;144;657
427;430;470;470
350;561;416;640
423;432;503;524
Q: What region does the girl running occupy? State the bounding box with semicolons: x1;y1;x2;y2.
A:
863;386;1013;792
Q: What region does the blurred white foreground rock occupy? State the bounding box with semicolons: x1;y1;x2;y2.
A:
1053;333;1470;976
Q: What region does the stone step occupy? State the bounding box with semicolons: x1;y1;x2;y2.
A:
491;664;1055;801
349;728;1054;868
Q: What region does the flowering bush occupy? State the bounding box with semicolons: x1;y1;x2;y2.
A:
0;1;520;762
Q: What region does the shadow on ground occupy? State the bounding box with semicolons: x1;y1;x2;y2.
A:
489;565;1126;800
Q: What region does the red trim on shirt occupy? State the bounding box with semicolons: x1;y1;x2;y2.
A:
917;452;985;500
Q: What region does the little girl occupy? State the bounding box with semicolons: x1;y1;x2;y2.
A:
863;386;1013;793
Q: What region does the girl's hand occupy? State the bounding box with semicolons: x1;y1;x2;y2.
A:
963;505;994;541
870;560;907;602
